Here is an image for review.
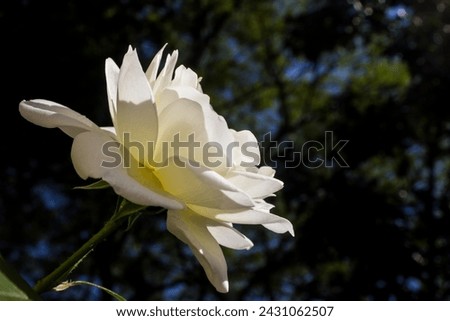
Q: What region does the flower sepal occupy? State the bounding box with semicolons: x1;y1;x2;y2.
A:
74;179;110;190
112;197;149;221
112;197;166;232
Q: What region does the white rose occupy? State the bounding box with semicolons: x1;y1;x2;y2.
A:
19;45;294;293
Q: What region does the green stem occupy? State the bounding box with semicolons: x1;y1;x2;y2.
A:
33;217;126;294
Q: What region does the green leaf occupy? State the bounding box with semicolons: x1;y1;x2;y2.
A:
0;256;40;300
74;180;110;190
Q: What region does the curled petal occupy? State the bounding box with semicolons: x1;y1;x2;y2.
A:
157;85;235;169
103;167;183;210
154;157;255;209
262;219;295;236
155;97;230;174
167;209;229;293
207;222;254;250
19;99;99;138
71;130;114;179
188;203;295;236
71;130;183;209
155;98;207;162
226;169;283;199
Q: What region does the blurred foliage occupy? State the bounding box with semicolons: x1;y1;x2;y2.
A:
1;0;450;300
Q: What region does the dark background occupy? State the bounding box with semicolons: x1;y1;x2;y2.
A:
1;0;450;300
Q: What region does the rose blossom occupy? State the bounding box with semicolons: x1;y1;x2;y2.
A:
19;45;294;292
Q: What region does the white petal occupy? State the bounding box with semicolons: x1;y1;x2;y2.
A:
145;44;167;84
117;47;155;106
162;85;210;110
116;48;158;166
254;199;275;211
19;99;99;138
71;130;114;179
188;203;295;236
155;98;210;166
105;58;120;127
152;50;179;98
257;166;276;177
155;87;180;113
155;86;209;117
103;167;183;210
156;98;206;146
157;85;235;170
125;148;183;208
172;65;199;88
262;219;295;236
100;126;117;136
71;130;183;209
154;157;254;209
167;209;229;293
230;129;261;167
226;169;283;198
206;223;254;250
168;208;253;249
